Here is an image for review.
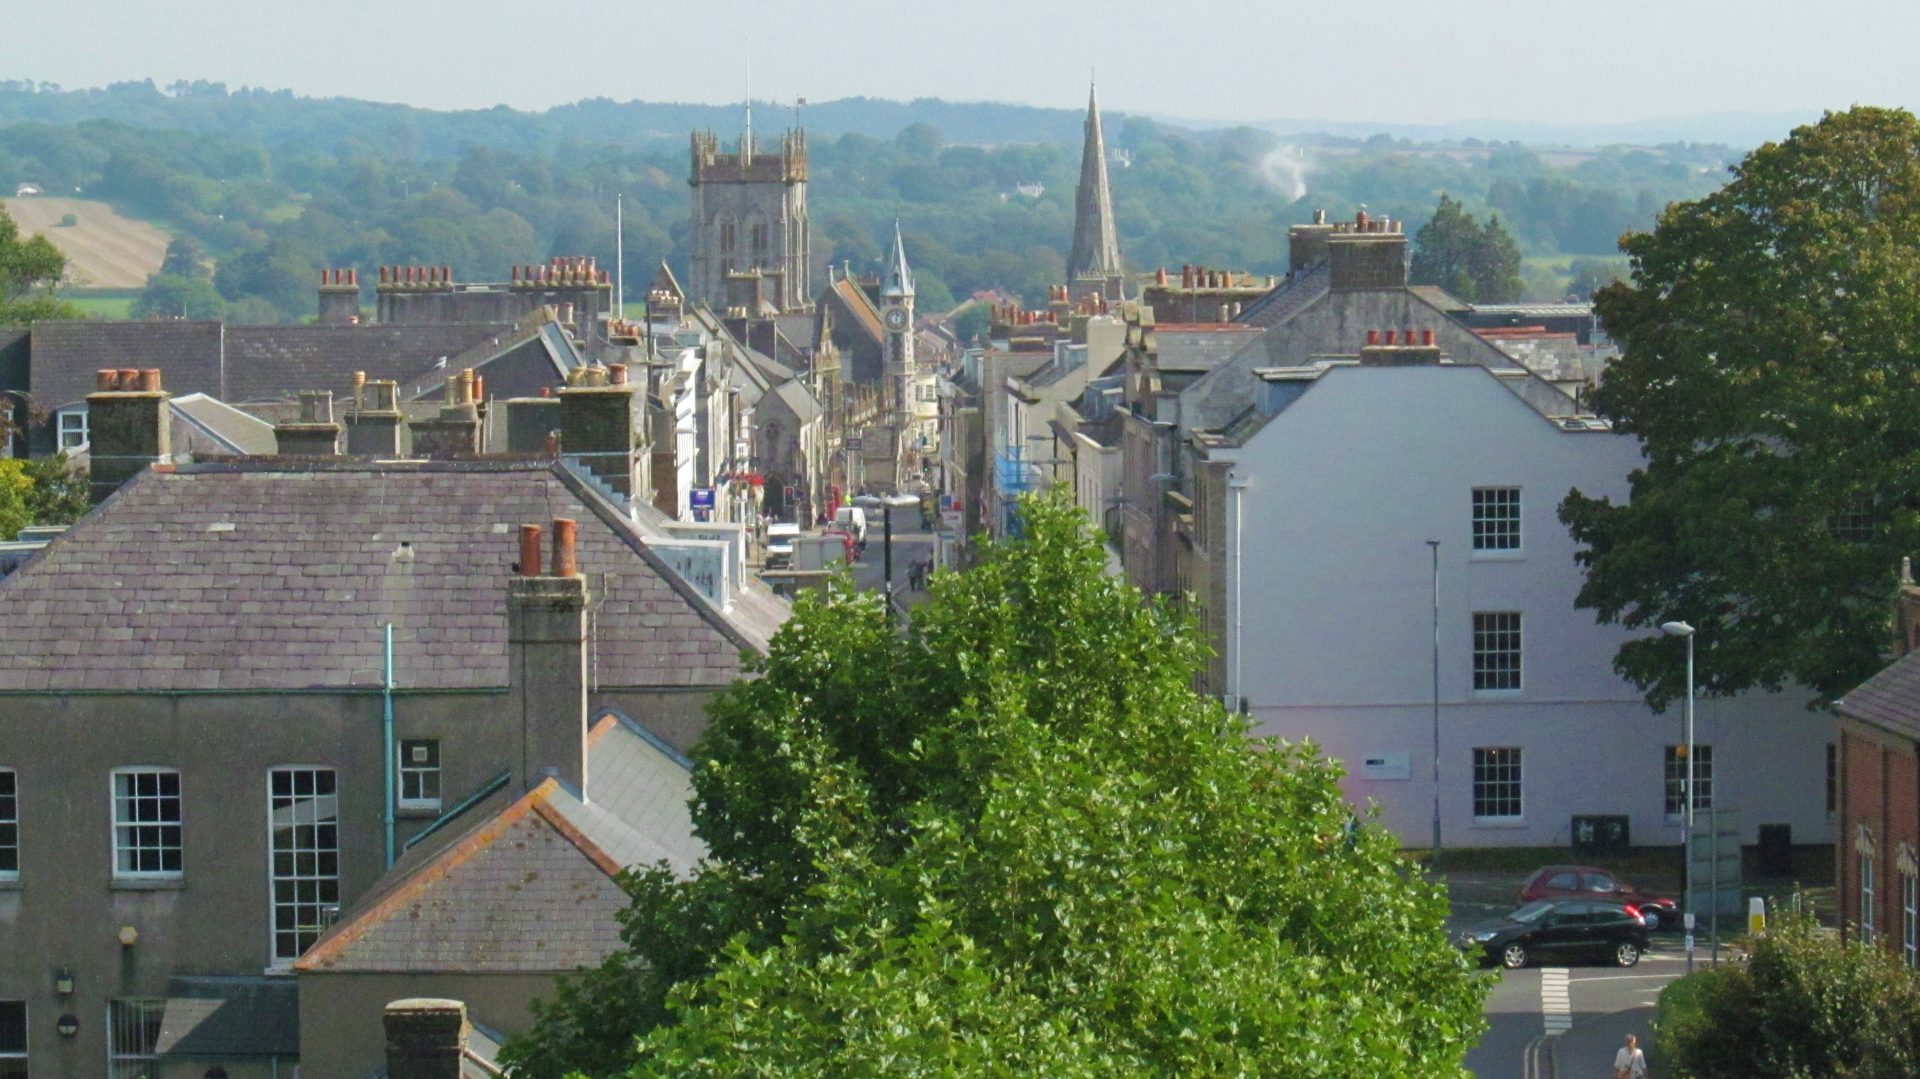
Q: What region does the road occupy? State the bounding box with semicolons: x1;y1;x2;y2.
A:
847;515;936;608
1465;948;1686;1078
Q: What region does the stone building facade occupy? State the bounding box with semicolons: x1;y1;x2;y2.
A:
689;126;811;314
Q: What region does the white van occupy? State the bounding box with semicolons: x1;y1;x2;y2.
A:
833;506;868;544
765;522;801;568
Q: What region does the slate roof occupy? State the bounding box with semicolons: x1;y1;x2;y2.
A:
296;714;702;974
1837;647;1920;741
28;319;225;412
153;975;301;1058
169;393;279;455
225;324;511;403
0;458;778;692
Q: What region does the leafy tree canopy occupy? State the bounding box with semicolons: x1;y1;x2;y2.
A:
502;494;1485;1078
0;204;80;325
1409;194;1523;303
1561;107;1920;708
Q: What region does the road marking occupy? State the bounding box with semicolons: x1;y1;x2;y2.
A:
1541;967;1572;1035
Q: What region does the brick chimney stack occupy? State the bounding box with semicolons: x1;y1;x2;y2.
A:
273;390;343;456
344;376;404;456
558;365;646;502
504;392;563;454
86;368;170;504
382;998;469;1079
507;518;589;794
410;368;482;457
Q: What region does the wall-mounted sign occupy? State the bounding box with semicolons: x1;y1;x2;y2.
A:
689;488;716;510
1359;752;1410;781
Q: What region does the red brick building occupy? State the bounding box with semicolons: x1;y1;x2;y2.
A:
1834;568;1920;964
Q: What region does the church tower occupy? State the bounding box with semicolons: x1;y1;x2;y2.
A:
881;221;917;490
689;107;812;313
1067;82;1127;301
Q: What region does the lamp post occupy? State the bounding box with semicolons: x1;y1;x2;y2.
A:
1662;619;1697;973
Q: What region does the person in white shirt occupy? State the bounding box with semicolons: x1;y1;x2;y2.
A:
1614;1032;1648;1078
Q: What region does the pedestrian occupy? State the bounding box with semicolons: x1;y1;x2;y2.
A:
1614;1032;1647;1079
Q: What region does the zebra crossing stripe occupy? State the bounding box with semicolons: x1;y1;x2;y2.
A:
1541;968;1573;1035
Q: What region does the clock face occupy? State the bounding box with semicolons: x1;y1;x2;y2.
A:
885;307;909;332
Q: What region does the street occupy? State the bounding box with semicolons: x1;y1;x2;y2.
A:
846;512;937;608
1464;949;1686;1078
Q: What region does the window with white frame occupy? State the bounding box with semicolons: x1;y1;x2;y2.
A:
1903;852;1918;969
1663;744;1714;815
1472;612;1522;691
269;767;339;964
1471;486;1521;551
56;407;87;451
0;770;15;882
107;998;163;1079
1472;747;1523;820
0;1000;24;1079
1861;847;1877;945
111;769;181;879
398;739;441;811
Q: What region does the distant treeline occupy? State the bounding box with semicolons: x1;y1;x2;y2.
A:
0;82;1738;321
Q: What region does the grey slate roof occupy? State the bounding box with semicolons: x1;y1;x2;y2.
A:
0;458;777;692
297;715;702;974
169;393;279;455
153;975;301;1058
28;319;225;412
1838;648;1920;741
225;323;512;403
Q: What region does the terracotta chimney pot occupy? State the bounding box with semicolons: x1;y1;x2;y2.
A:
519;525;542;577
550;518;579;578
138;368;162;392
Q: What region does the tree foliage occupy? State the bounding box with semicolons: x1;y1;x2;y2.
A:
1560;107;1920;707
0;204;80;325
1656;908;1920;1077
502;494;1485;1078
1409;194;1523;303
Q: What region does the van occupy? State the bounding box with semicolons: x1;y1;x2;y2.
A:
765;522;801;569
833;506;868;544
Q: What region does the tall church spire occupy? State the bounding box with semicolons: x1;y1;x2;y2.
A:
882;219;914;298
1067;81;1124;292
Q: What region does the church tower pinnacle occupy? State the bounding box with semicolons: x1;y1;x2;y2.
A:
1067;81;1125;300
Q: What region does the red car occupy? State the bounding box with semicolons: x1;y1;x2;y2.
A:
1519;865;1680;930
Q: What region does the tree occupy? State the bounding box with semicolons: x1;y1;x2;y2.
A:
0;205;81;325
159;235;209;280
1410;194;1522;303
502;494;1485;1078
18;453;86;530
1565;257;1627;301
1657;908;1920;1077
1559;107;1920;707
0;460;32;540
133;273;225;319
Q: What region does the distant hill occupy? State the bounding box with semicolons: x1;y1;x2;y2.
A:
1;195;167;288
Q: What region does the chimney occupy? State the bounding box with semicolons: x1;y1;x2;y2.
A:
1326;217;1409;291
410;368;481;457
1358;328;1442;367
503;394;563;454
273;390;343;456
318;269;361;325
558;369;643;501
1288;209;1338;275
86;368;171;504
344;379;404;456
383;999;469;1079
508;519;589;793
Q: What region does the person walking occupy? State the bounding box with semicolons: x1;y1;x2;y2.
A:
1614;1032;1648;1079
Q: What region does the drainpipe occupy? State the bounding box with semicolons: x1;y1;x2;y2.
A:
1228;474;1248;710
383;622;396;869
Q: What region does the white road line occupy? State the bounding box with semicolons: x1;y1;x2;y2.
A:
1541;968;1573;1036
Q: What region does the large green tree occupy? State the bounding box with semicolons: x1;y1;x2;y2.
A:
503;494;1485;1078
1410;194;1523;303
1560;107;1920;708
0;205;80;325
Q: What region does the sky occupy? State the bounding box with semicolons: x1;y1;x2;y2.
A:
5;0;1916;128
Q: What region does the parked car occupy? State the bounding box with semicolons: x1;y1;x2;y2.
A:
765;522;800;569
1456;899;1651;969
1519;865;1680;930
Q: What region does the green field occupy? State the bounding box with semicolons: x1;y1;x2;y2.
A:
64;291;137;319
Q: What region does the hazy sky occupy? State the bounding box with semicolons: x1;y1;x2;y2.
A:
7;0;1915;126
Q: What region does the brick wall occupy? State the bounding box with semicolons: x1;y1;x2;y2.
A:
1839;722;1920;947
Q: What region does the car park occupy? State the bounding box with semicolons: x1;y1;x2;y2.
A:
1456;899;1651;969
1518;865;1679;930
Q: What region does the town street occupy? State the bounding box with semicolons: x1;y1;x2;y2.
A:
1465;951;1687;1078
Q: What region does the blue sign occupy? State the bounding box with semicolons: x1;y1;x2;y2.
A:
690;488;716;510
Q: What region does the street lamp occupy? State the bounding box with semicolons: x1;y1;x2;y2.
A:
1662;619;1697;973
1427;540;1441;863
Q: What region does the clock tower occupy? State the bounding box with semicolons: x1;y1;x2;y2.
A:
880;221;916;490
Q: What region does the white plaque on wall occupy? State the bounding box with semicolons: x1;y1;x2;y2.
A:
1360;752;1411;780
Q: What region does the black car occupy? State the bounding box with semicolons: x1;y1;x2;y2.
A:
1456;899;1650;969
